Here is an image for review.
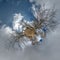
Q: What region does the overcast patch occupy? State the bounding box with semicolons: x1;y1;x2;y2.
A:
0;24;60;60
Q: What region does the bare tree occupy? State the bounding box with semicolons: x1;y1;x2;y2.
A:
8;3;57;49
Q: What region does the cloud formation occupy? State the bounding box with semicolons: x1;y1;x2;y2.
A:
0;0;60;60
13;13;24;31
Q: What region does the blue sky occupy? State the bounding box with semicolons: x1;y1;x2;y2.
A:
0;0;36;27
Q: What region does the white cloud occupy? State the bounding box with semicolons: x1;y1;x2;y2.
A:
13;13;24;31
13;13;23;22
0;25;11;49
4;27;13;34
